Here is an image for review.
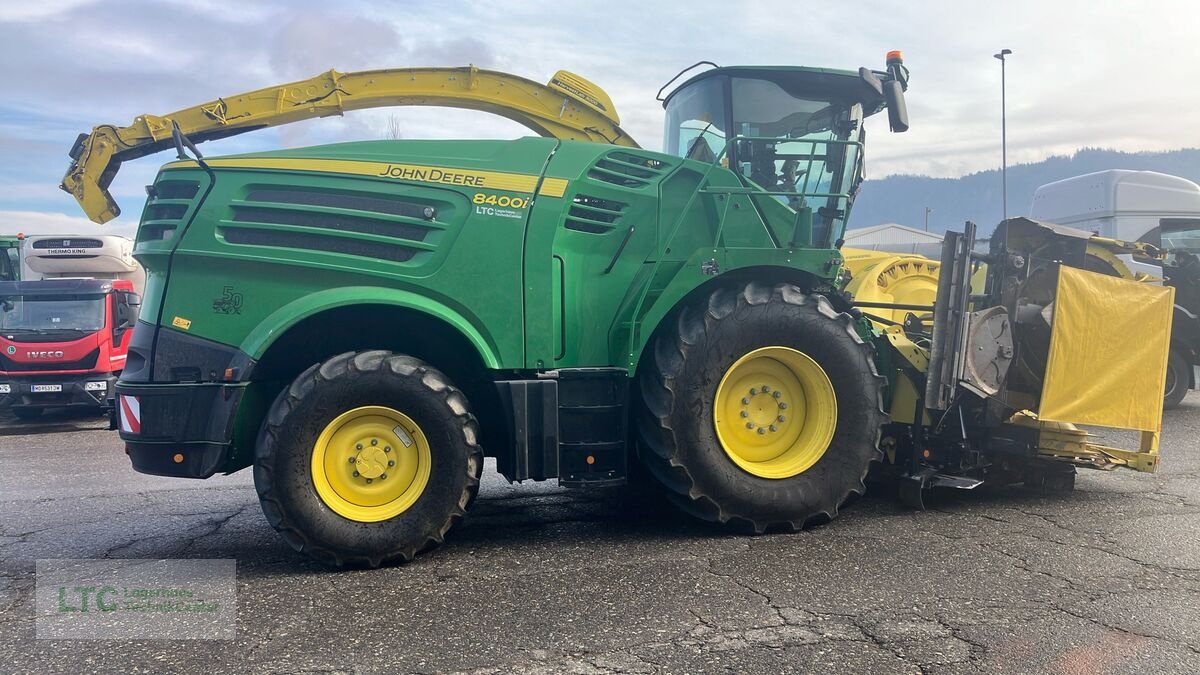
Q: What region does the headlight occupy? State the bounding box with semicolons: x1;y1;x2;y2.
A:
0;384;9;394
85;381;108;391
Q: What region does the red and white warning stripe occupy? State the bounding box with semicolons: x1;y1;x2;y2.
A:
119;394;141;434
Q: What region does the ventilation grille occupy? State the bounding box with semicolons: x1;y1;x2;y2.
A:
565;195;627;234
587;151;669;189
223;229;418;263
221;187;443;264
0;348;99;372
230;207;431;242
141;180;201;243
32;238;103;249
154;181;200;200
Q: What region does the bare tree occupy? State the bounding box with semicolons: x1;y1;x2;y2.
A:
386;115;404;140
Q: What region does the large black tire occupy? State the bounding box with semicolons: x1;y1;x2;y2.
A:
12;407;42;420
1164;348;1190;410
253;351;483;567
636;282;886;532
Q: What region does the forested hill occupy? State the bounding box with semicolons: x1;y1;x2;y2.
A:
850;148;1200;236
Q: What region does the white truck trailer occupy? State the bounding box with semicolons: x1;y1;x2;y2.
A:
1031;170;1200;407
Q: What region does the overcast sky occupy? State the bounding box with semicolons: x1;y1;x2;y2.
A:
1;0;1197;237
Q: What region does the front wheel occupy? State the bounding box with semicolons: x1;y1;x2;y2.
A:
636;282;886;532
253;351;483;567
1164;348;1191;410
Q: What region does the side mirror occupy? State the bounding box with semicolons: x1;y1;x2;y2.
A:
883;80;909;133
115;292;140;330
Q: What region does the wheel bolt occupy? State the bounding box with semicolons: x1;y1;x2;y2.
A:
348;457;356;464
749;388;757;396
746;422;755;429
384;446;391;453
741;397;750;405
356;443;363;450
366;478;373;484
773;391;782;399
353;471;360;477
380;474;387;480
757;427;767;435
769;425;778;432
371;439;378;446
388;460;395;467
740;410;749;418
778;415;786;423
779;402;788;410
762;385;770;393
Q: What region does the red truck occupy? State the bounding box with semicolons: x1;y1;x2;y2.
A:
0;235;142;419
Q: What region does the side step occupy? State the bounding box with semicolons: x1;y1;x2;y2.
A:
495;368;629;487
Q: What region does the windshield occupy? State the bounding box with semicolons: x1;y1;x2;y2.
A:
1161;219;1200;255
0;246;16;282
730;77;863;246
664;77;728;161
0;294;107;332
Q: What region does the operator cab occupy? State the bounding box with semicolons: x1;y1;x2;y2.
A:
660;55;909;247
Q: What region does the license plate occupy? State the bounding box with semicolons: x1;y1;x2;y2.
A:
31;384;63;393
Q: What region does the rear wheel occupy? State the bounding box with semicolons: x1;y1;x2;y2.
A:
1164;348;1190;410
637;282;886;532
253;351;483;567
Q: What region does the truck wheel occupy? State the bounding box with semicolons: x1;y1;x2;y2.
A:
636;282;886;532
13;408;42;421
253;351;483;567
1164;349;1190;409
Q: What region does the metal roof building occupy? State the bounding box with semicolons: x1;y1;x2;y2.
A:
843;223;944;257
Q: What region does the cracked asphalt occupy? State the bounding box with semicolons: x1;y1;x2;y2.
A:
2;399;1200;674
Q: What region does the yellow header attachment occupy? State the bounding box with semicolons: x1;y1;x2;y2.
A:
61;65;639;223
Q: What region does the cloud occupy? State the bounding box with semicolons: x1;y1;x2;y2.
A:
0;211;137;239
268;13;405;80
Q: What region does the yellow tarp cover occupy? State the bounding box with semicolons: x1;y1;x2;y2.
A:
1039;266;1174;432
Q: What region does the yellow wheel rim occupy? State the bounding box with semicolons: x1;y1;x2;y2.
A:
713;346;837;479
310;406;432;522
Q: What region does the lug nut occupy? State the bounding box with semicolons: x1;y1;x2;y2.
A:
757;427;767;435
366;478;373;484
779;402;788;410
353;471;360;477
356;443;363;450
749;388;757;396
762;385;770;393
740;411;749;418
371;439;378;446
769;425;778;432
380;473;387;480
778;415;786;423
348;457;356;464
773;391;782;399
384;446;391;453
746;422;755;429
741;397;750;405
388;460;395;467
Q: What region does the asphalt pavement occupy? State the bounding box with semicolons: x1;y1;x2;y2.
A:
2;400;1200;674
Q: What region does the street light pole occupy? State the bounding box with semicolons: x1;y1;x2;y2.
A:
994;49;1012;222
924;206;932;232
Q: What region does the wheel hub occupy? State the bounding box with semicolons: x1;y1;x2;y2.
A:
713;346;837;479
310;406;432;522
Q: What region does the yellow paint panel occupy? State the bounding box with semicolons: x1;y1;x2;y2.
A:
1039;266;1173;432
185;158;554;194
538;178;569;198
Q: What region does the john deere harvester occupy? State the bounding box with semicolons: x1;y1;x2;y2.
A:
60;55;1173;566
